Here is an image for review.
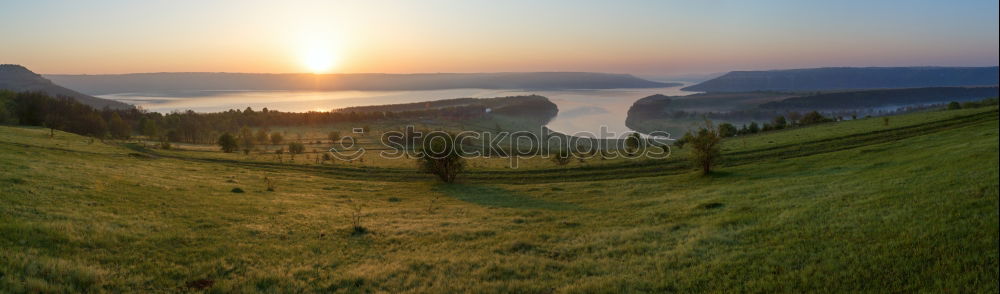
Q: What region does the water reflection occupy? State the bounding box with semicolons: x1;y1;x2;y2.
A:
99;84;695;136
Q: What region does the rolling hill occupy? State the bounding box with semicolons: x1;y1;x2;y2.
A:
1;106;996;292
0;64;132;109
760;86;999;110
682;66;999;92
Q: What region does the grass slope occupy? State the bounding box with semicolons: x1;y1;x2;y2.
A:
1;107;997;292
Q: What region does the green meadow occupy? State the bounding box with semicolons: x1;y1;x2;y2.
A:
1;107;997;292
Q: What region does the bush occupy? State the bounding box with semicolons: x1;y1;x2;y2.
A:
947;101;962;110
674;131;694;149
624;133;643;154
288;142;305;159
550;149;572;166
799;111;831;125
270;132;284;145
217;133;238;153
417;132;465;183
717;123;738;137
264;176;277;191
771;116;787;130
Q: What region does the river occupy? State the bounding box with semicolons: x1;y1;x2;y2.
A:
99;84;696;137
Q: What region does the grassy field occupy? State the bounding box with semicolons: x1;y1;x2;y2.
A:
1;107;997;292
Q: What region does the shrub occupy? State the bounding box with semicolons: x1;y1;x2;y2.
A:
417;132;465;183
771;116;787;130
270;132;284;145
799;111;831;125
674;131;694;148
624;133;643;154
349;201;368;235
288;142;305;160
550;149;572;166
717;123;738;137
238;127;254;154
158;138;172;150
264;176;277;191
947;101;962;110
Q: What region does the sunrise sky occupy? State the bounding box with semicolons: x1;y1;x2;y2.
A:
2;0;997;76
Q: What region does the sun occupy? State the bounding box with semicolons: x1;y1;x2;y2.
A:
300;44;338;74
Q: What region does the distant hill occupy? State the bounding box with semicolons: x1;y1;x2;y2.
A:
0;64;132;109
624;86;999;134
682;67;999;92
760;86;999;110
45;72;680;95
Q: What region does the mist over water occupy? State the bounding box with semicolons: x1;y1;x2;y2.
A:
99;84;695;136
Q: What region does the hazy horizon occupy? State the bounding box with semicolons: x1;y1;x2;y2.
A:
3;0;997;76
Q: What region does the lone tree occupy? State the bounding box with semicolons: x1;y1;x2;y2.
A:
417;132;465;183
288;142;305;160
690;121;722;175
217;133;239;153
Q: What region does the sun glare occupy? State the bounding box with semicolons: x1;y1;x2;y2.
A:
301;46;337;74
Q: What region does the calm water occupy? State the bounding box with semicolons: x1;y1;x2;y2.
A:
99;85;695;136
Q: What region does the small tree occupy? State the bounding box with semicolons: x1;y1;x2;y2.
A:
270;132;284;145
238;127;254;154
947;101;962;110
674;131;694;149
288;142;305;160
139;117;158;140
550;149;572;166
255;128;270;144
108;112;131;139
624;133;643;154
771;116;787;130
690;121;722;175
717;123;738;137
328;131;341;143
417;132;465;183
786;111;803;125
217;133;239;153
274;148;284;162
748;122;760;134
799;111;829;125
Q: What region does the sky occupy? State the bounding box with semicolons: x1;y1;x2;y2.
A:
1;0;997;76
